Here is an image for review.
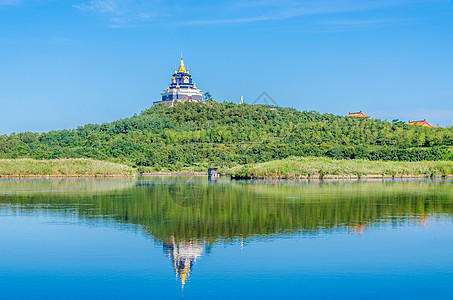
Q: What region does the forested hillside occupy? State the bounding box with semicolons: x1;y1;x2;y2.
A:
1;101;452;171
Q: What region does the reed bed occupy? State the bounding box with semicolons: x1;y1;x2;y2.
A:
0;159;136;176
224;157;453;179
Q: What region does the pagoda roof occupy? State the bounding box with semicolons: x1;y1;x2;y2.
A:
346;111;370;118
177;57;187;73
408;119;436;128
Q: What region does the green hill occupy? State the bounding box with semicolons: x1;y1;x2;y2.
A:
1;101;452;172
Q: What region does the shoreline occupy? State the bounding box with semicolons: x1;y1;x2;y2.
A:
229;174;453;180
2;157;453;180
140;172;208;176
1;173;452;180
224;157;453;180
0;158;135;177
0;174;136;179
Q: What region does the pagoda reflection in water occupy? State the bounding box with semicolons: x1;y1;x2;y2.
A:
163;236;205;290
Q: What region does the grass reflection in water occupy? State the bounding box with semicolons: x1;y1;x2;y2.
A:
1;177;452;242
1;177;452;289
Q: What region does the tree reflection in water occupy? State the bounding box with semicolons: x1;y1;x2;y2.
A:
1;177;452;288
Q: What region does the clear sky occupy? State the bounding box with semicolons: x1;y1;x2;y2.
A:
1;0;452;134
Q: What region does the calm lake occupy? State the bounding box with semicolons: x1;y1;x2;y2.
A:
0;177;452;299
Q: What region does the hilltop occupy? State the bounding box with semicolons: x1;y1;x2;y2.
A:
0;101;452;172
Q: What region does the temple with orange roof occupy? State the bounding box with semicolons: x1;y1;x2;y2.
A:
408;119;436;128
346;111;370;118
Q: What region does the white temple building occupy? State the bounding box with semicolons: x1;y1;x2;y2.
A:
153;57;203;107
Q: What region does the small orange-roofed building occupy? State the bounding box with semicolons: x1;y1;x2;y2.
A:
408;119;436;128
346;111;370;118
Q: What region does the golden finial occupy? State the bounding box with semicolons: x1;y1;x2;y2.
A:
178;57;186;73
180;270;187;288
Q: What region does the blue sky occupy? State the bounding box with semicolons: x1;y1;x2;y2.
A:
1;0;452;134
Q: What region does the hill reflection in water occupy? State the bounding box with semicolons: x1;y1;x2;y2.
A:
1;176;452;289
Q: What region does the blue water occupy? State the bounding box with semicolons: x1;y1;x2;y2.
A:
0;177;452;299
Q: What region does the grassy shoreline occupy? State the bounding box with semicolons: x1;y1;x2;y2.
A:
2;157;453;179
224;157;453;179
0;159;136;177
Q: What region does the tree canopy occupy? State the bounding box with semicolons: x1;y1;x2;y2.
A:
1;101;452;171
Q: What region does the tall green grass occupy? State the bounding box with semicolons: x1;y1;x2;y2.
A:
224;157;453;179
0;159;136;176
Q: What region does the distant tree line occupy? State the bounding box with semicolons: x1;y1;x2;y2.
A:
0;101;452;171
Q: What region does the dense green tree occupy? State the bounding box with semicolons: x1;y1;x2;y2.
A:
0;101;452;170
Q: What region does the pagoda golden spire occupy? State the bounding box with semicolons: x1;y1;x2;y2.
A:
178;57;187;73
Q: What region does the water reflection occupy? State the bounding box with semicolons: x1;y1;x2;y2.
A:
0;177;452;289
163;237;204;290
0;178;137;195
348;223;366;235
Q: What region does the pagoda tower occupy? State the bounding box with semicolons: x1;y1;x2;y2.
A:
154;57;203;106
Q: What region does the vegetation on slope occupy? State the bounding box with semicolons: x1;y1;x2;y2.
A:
0;101;452;172
0;159;135;176
224;157;453;179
